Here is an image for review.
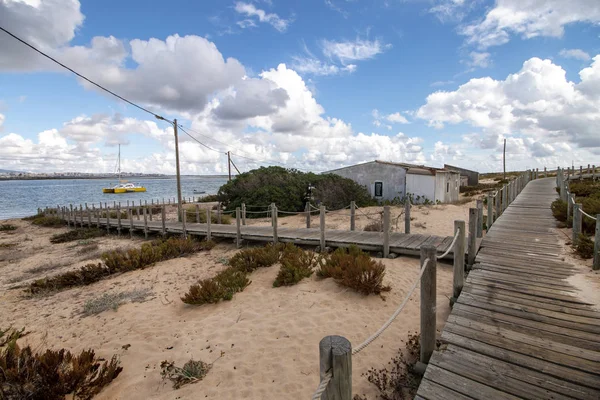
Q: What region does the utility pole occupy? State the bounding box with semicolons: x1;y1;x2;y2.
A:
228;151;232;181
173;119;183;222
503;138;506;180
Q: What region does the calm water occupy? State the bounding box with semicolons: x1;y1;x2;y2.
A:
0;176;228;220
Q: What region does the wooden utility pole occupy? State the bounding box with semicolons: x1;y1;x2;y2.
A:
228;151;232;181
503;138;506;180
173;119;183;222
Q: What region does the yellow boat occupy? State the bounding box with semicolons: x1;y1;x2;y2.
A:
102;145;147;193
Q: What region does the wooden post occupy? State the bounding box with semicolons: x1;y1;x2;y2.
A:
149;205;153;221
68;204;73;227
588;164;591;175
87;205;91;227
572;203;582;244
217;203;222;224
487;193;493;231
535;168;538;180
452;220;465;305
195;204;200;223
592;165;596;181
318;335;352;400
136;207;140;220
161;205;166;236
476;200;483;238
106;205;110;233
272;204;278;243
495;190;501;217
350;201;356;231
128;208;134;238
236;207;241;249
206;209;212;241
468;208;477;269
143;207;148;239
383;206;390;258
94;205;99;227
593;215;599;271
502;185;508;211
544;166;547;178
419;245;437;367
182;206;187;239
270;203;276;228
117;204;122;236
567;194;573;221
405;199;411;234
320;205;326;252
580;166;583;180
242;203;246;226
305;203;311;229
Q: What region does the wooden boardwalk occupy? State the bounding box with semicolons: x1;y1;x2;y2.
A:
88;217;461;259
416;178;600;400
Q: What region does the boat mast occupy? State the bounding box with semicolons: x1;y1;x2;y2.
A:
118;144;121;181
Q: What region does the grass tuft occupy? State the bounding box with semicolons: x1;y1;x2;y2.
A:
273;244;322;287
29;216;66;228
82;288;153;316
0;224;17;232
160;359;211;389
50;228;106;244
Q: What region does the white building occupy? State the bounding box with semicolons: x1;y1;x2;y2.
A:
326;160;460;203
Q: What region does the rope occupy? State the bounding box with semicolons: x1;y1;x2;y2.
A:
311;370;333;400
244;210;271;215
277;210;304;215
579;208;597;221
437;228;460;259
352;259;430;356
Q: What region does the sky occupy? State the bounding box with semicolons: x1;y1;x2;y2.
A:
0;0;599;175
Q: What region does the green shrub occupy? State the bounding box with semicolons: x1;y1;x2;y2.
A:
184;209;232;224
0;342;122;400
0;224;17;232
0;327;30;347
318;246;391;295
160;359;211;389
273;244;322;287
30;216;65;227
229;243;281;273
574;234;594;259
197;194;219;202
50;228;106;244
181;267;250;305
581;197;600;235
551;199;568;222
568;180;600;197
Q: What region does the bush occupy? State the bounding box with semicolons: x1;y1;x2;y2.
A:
197;194;219;202
0;327;30;347
0;342;122;400
160;359;211;389
568;180;600;197
581;197;600;235
184;209;232;224
363;220;383;232
228;243;281;273
551;199;568;222
574;234;594;259
29;216;65;227
50;228;106;244
0;224;17;232
273;244;322;287
216;166;375;216
317;246;391;295
181;267;250;305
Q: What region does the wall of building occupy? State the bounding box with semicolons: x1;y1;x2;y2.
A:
444;164;479;186
435;171;460;203
328;161;407;201
406;173;435;203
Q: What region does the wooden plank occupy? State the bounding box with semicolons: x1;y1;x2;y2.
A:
416;379;475;400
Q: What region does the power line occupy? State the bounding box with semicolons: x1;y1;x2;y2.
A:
177;125;225;154
0;25;171;123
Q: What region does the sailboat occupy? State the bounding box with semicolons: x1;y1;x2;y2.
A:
102;145;147;193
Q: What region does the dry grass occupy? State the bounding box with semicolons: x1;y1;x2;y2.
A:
160;359;211;389
82;288;153;316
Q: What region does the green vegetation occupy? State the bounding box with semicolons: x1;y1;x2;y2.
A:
0;327;30;347
29;238;215;294
216;166;375;215
551;199;569;225
575;234;595;259
273;244;322;287
459;182;502;197
317;246;391;295
197;194;219;202
0;224;17;232
50;228;106;244
567;180;600;235
0;339;122;400
27;215;66;227
160;359;211;389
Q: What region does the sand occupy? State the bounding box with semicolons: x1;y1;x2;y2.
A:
0;199;475;399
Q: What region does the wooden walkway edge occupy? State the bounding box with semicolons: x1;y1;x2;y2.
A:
416;177;600;400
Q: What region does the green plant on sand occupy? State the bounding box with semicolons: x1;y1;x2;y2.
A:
273;243;323;287
50;228;106;244
574;234;594;259
160;359;211;389
0;224;17;232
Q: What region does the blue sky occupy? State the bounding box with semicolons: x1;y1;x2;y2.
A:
0;0;599;174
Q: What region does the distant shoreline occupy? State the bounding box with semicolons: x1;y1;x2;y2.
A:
0;175;229;181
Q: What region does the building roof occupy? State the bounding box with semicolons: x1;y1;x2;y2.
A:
325;160;458;176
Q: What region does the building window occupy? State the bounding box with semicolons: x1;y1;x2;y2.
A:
374;181;383;197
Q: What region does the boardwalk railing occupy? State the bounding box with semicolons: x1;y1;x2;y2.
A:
556;166;600;270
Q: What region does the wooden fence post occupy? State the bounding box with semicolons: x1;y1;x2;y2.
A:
593;165;596;181
206;209;212;241
350;201;356;231
318;335;352;400
405;200;411;234
271;203;276;228
383;206;390;258
419;245;437;368
567;194;573;221
128;208;134;238
143;207;148;239
242;203;246;226
487;193;493;231
272;204;278;244
217;203;222;224
236;207;241;249
106;205;111;233
495;190;501;217
305;202;311;229
544;167;547;178
502;185;508;211
195;204;200;223
451;220;465;306
69;204;73;227
87;205;91;227
161;205;166;236
182;207;187;239
320;205;326;252
572;203;582;244
588;164;591;175
580;166;583;180
468;208;477;269
535;168;538;180
117;204;122;236
476;199;483;238
593;215;599;271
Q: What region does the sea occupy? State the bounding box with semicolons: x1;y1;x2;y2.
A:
0;176;229;220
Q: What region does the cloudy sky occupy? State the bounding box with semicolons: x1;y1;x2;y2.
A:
0;0;599;175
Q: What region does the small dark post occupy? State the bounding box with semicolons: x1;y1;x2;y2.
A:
451;220;465;305
573;203;582;244
350;201;356;231
318;335;352;400
217;202;222;224
468;208;478;269
476;199;483;238
593;215;599;271
419;245;437;369
206;209;212;241
137;207;140;220
242;203;246;226
405;199;411;234
305;202;311;229
320;205;326;251
149;205;153;221
383;206;390;258
143;207;148;239
161;205;166;236
272;204;278;244
117;204;122;236
236;207;241;248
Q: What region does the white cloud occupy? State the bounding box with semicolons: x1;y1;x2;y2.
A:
372;109;410;127
386;112;409;124
417;55;600;153
467;51;491;68
430;80;455;87
290;56;356;76
0;113;4;130
559;48;591;61
325;0;349;18
429;0;477;23
461;0;600;50
322;38;391;65
234;2;292;32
